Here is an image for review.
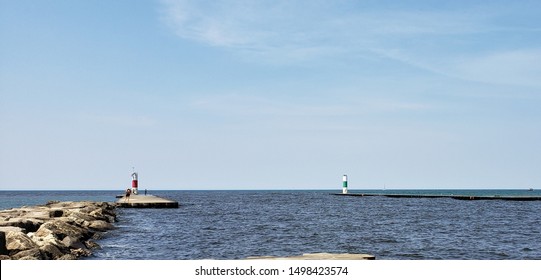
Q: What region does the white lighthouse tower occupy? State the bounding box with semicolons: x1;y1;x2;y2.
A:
342;174;348;194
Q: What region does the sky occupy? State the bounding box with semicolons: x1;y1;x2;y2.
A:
1;0;540;190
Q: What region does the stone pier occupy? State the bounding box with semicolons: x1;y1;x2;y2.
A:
116;194;179;208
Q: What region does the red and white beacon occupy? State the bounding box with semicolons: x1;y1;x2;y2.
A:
131;171;138;195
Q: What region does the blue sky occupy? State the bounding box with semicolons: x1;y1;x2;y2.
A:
1;0;540;190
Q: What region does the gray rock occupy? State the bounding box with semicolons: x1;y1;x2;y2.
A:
102;214;116;223
70;248;92;258
38;219;91;240
92;232;104;240
88;220;114;231
11;248;43;260
1;217;44;232
61;235;86;249
57;253;78;260
0;231;7;255
5;231;37;252
88;208;105;220
49;209;64;218
65;210;97;222
88;206;116;221
31;229;66;250
40;243;65;260
0;210;20;220
0;201;116;260
0;254;10;260
84;240;101;250
33;226;54;238
20;210;50;220
0;226;24;233
78;205;100;214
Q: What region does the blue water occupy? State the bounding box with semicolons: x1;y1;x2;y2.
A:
1;189;540;260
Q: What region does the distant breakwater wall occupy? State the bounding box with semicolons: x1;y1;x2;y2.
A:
334;193;541;201
0;201;116;260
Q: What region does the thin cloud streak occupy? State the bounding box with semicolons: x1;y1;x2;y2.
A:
160;0;541;88
160;0;492;47
452;49;541;88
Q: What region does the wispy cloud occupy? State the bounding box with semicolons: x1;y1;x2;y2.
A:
160;1;485;54
160;0;541;88
451;49;541;88
160;1;489;46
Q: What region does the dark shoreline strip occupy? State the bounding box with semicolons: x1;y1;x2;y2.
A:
334;193;541;201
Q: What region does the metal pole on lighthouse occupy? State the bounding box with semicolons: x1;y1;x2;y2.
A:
131;169;138;195
342;174;348;194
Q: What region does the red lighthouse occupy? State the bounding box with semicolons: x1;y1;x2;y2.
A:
131;171;138;195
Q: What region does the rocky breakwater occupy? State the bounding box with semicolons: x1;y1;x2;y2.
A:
0;201;116;260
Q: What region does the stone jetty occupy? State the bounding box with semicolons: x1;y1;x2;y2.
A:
117;194;179;208
0;201;116;260
334;192;541;201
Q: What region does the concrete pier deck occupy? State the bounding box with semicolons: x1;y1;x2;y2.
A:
116;194;179;208
248;253;375;260
334;193;541;201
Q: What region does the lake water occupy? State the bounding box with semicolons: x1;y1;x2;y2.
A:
1;189;540;260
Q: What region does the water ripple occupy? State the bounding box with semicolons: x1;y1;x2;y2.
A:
54;190;541;260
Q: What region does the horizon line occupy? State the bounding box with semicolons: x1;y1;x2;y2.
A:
0;187;536;191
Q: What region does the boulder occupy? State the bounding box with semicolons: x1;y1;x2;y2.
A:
5;231;37;252
0;226;24;233
65;210;97;222
88;220;114;231
40;243;65;260
1;217;44;232
61;235;86;250
0;231;7;255
1;227;26;254
57;253;78;260
0;201;116;260
20;210;50;220
70;248;92;258
49;209;64;218
92;232;105;240
47;202;77;208
78;204;99;214
84;240;101;250
0;209;22;220
0;255;10;260
37;220;91;241
33;226;54;238
56;216;89;228
88;208;105;220
12;248;43;260
31;229;66;250
61;211;96;228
